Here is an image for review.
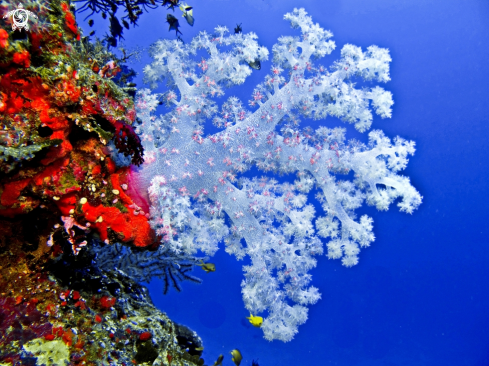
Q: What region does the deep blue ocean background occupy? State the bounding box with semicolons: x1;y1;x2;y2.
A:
79;1;489;365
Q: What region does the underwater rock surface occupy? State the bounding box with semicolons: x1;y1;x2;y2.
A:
0;0;206;364
0;232;204;364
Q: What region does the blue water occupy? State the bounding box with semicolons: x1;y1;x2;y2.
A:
80;1;489;365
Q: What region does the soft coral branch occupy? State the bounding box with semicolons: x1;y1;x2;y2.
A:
135;8;422;341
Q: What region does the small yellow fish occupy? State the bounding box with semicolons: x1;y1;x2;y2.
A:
179;2;193;12
196;260;215;273
179;2;194;26
246;313;263;328
230;349;242;366
195;346;204;351
213;354;224;366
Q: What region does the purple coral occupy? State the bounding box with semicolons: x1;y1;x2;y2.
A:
0;297;52;360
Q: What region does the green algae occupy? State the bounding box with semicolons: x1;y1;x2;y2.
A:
0;139;62;162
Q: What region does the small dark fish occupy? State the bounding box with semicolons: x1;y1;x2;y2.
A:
89;30;95;36
102;12;107;19
213;354;224;366
248;58;261;70
251;360;259;366
234;23;242;34
167;14;182;35
122;19;130;30
88;19;94;27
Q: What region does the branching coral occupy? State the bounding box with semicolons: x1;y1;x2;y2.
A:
135;8;422;341
93;241;203;293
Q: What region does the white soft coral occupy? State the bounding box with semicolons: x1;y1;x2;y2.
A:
135;8;421;341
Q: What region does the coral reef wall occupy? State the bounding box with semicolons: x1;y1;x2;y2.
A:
0;0;207;364
0;0;150;249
